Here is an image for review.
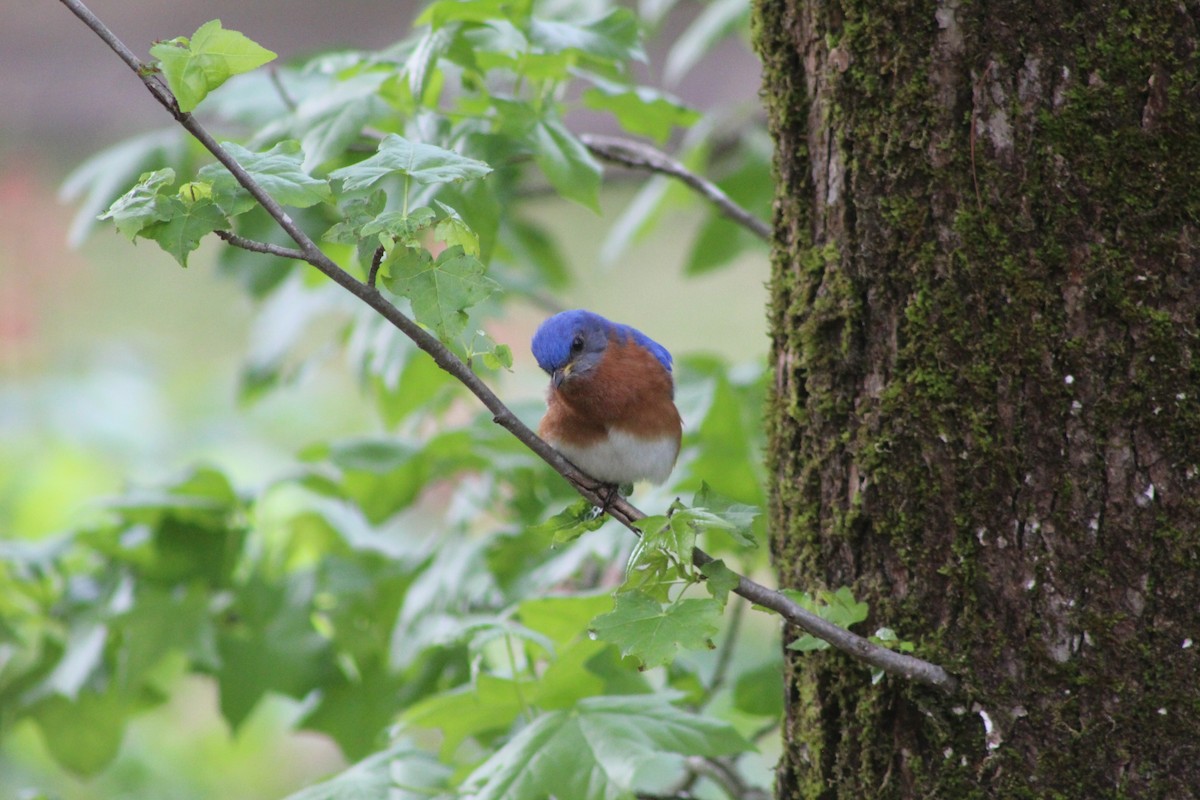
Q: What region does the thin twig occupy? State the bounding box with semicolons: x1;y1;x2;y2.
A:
707;596;745;696
215;230;305;260
368;245;385;289
59;0;958;695
268;65;297;112
581;133;772;242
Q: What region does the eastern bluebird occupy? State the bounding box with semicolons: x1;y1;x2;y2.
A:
531;309;682;487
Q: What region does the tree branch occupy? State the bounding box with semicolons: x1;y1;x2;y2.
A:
214;230;306;260
59;0;958;695
581;134;772;242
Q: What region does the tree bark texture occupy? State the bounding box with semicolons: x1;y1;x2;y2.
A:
755;1;1200;797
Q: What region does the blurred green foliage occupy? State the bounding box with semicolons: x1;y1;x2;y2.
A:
2;0;790;798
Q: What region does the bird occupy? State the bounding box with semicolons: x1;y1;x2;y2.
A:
531;309;682;489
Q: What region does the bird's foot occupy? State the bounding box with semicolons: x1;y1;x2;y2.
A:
589;482;633;518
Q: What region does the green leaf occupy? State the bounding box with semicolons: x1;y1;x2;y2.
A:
308;431;487;523
498;216;570;288
532;117;602;211
329;134;492;192
141;196;228;267
530;638;610;709
150;20;277;113
782;587;870;652
324;191;388;255
61;129;187;245
687;483;760;548
404;673;529;759
416;0;515;28
437;178;503;262
115;584;218;681
620;543;679;602
677;360;766;505
99;167;177;239
283;743;451;800
39;623;106;699
434;207;480;256
460;694;750;800
31;689;127;777
404;638;612;758
683;150;772;275
405;27;452;103
149;518;242;588
105;465;238;521
215;574;335;729
582;86;699;143
464;619;556;664
785;633;829;653
518;592;614;648
870;627;915;653
372;346;459;427
529;9;645;63
360;207;437;249
482;342;513;370
699;558;739;607
297;73;392;171
198;140;332;215
732;660;785;718
384;245;499;341
298;665;404;761
685;214;750;275
468;330;514;372
325;438;419;473
528;500;607;545
636;508;695;576
590;591;720;668
824;586;870;627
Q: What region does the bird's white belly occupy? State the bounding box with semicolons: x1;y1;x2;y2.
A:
555;429;678;485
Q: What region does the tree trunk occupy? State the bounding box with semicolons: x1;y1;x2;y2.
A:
756;1;1200;796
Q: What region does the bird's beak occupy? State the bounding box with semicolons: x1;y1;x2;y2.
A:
552;363;573;388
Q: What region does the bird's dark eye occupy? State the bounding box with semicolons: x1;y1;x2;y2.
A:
570;335;585;353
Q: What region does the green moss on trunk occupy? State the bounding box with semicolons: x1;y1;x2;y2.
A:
757;0;1200;796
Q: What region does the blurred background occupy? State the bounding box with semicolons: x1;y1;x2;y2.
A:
0;1;767;797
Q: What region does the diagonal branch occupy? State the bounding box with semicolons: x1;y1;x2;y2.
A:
58;0;958;695
581;133;772;242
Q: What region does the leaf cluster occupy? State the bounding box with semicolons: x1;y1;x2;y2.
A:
1;355;777;797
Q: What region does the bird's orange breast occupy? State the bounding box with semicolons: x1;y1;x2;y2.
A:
538;336;682;448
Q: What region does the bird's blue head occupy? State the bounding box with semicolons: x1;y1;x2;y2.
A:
531;310;673;385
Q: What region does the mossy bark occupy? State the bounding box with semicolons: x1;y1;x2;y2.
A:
754;1;1200;797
